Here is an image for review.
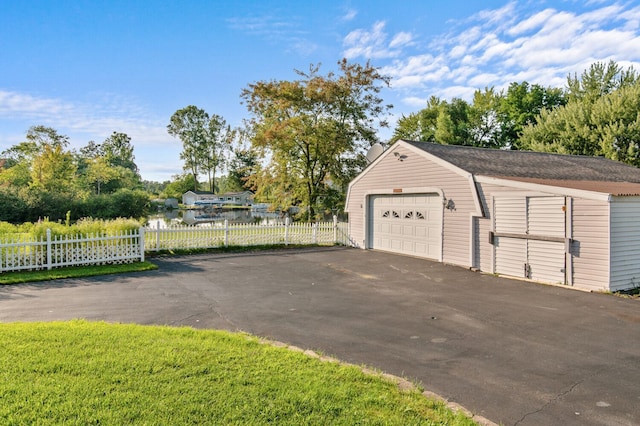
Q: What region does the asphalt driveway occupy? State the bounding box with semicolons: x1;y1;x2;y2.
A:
1;247;639;425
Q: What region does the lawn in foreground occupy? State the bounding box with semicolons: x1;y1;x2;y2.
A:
0;321;476;425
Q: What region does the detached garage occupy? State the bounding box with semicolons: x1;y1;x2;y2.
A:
345;140;640;292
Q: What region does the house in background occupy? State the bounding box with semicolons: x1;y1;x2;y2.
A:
218;191;253;206
182;191;218;206
346;140;640;292
182;190;253;207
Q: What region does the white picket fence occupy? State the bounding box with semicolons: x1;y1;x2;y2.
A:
145;217;348;251
0;218;349;274
0;229;143;273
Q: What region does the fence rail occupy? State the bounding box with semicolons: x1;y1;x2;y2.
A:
0;218;349;274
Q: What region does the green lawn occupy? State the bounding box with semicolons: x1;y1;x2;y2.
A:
0;262;158;285
0;321;477;425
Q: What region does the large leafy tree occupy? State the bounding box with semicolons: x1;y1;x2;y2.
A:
102;132;139;176
167;106;208;191
520;61;640;164
242;59;391;219
201;115;234;193
392;96;443;142
498;82;566;149
167;106;231;192
566;60;638;104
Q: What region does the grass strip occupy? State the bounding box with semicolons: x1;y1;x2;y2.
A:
0;262;157;285
146;243;334;256
0;321;477;425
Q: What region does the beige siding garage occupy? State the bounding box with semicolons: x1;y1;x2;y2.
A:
346;140;640;292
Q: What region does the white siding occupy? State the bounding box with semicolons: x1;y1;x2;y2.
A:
485;188;567;285
474;217;492;271
474;184;494;272
571;198;610;291
527;197;566;284
494;237;527;278
527;240;566;284
494;197;526;233
610;197;640;291
527;197;565;238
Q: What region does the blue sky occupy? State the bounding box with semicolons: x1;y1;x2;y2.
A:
2;0;640;182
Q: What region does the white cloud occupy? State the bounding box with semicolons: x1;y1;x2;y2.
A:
403;96;429;108
341;8;357;21
342;21;414;59
369;0;640;109
389;32;413;48
0;89;171;146
507;8;556;36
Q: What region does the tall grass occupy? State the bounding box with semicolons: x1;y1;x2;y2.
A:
0;218;142;241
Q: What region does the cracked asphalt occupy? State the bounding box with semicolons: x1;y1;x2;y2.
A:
1;247;640;425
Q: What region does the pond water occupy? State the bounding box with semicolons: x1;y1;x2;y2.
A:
146;207;283;228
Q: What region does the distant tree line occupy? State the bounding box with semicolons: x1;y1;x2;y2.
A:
392;60;640;167
0;126;149;223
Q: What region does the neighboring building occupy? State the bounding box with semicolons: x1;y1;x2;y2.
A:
346;140;640;292
218;191;253;206
182;190;253;207
182;191;218;206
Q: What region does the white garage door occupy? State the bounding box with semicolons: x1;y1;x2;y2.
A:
368;194;442;260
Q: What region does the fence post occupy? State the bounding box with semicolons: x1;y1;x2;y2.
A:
312;222;317;244
156;221;161;251
284;217;290;246
46;229;52;270
333;215;338;244
139;227;145;262
224;220;229;247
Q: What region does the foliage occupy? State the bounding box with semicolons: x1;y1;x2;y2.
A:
101;131;140;175
566;60;638;104
167;106;232;192
498;81;566;149
0;217;143;240
0;126;147;223
161;173;197;199
392;84;565;149
520;63;640;166
225;145;259;192
242;59;392;219
0;321;476;425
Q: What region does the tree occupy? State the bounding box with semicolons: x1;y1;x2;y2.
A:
566;60;638;104
162;173;197;199
102;132;139;176
242;59;391;219
201;115;233;193
167;106;208;190
25;125;69;149
30;141;77;193
468;87;502;148
84;157;119;195
167;106;231;192
498;82;566;149
391;96;443;143
520;61;640;163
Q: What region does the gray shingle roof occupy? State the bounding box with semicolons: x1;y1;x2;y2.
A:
403;140;640;183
